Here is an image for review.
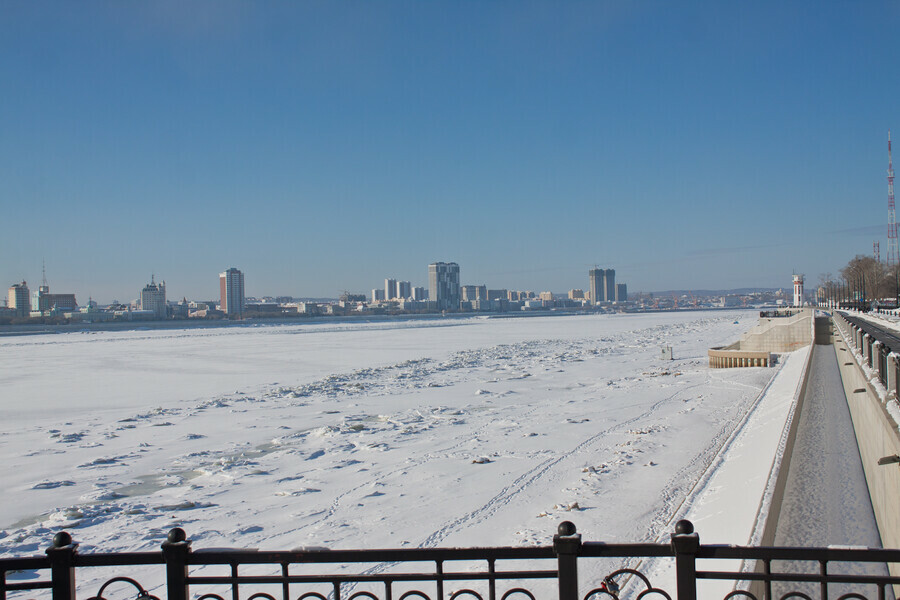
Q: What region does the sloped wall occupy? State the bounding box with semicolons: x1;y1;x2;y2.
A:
739;310;813;352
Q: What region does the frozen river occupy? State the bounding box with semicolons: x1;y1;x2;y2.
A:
0;310;788;590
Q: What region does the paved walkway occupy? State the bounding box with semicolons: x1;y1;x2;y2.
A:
773;342;890;597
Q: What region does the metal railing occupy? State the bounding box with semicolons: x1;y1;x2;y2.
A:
3;520;899;600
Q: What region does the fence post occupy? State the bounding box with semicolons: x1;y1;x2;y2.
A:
45;532;77;600
162;528;192;600
553;521;582;600
671;520;699;600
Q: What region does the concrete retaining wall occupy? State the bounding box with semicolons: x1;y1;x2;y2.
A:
832;314;900;563
708;309;812;367
740;310;813;352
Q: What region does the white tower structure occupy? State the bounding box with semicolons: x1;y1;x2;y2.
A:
793;274;804;308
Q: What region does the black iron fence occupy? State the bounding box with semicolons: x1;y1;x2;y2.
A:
3;520;899;600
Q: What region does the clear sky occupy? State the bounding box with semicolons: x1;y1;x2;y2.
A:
2;2;899;303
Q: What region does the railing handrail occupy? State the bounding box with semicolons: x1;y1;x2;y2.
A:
182;547;558;565
4;521;900;600
12;544;897;570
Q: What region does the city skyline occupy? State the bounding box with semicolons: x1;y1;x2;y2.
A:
6;260;632;307
3;3;900;302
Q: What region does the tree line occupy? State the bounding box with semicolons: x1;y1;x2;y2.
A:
820;255;900;309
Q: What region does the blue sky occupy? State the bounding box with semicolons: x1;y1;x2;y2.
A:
2;2;899;302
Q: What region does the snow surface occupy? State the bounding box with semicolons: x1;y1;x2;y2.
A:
637;344;809;598
0;311;804;597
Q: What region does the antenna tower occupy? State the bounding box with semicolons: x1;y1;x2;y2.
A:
42;259;48;287
888;131;898;265
875;241;881;263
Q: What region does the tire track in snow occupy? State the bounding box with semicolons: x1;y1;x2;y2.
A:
417;380;714;549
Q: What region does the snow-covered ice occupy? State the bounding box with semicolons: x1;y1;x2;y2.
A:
0;311;802;595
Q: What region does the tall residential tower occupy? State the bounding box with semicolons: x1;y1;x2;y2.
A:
220;268;245;318
7;281;29;318
603;269;616;302
588;268;602;304
428;262;460;311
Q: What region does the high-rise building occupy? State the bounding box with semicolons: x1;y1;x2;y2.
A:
7;281;29;318
569;289;585;300
31;285;49;311
412;286;428;301
397;280;412;300
604;269;616;303
589;267;617;302
141;275;167;320
588;268;603;304
615;283;628;303
385;278;397;300
428;262;460;311
372;288;385;302
220;268;245;318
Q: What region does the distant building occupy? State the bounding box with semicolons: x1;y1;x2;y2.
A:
140;276;167;320
589;268;603;303
31;285;48;311
615;283;628;303
38;291;77;313
220;268;245;318
339;292;366;303
568;289;585;300
173;298;190;318
507;290;534;301
7;281;29;318
488;289;507;301
397;280;412;300
29;280;77;315
412;286;428;301
428;262;460;311
372;288;385;302
604;269;616;302
385;278;397;300
461;285;487;302
539;291;554;301
589;267;616;302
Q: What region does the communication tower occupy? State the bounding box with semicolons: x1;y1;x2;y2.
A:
888;131;898;265
875;241;881;263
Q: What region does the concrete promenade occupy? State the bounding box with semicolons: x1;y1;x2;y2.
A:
773;341;890;597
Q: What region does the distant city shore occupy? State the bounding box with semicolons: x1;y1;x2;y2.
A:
0;305;746;338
